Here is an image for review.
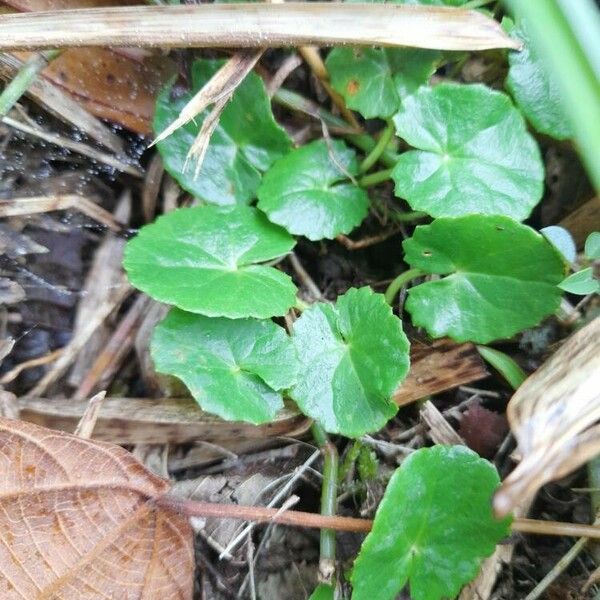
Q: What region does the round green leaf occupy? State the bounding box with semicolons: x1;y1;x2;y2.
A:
403;215;566;343
541;225;577;264
155;59;291;205
585;232;600;260
504;18;572;140
151;309;297;424
351;445;511;600
326;47;441;120
392;83;544;220
258;139;369;241
558;268;599;295
124;205;297;319
290;287;410;437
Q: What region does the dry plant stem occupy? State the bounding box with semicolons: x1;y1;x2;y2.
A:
299;46;360;129
153;49;263;145
73;391;106;439
0;194;127;232
1;116;142;177
0;5;520;51
0;53;124;153
73;295;152;401
0;49;61;116
158;496;600;541
523;536;589;600
0;348;62;385
23;283;132;398
336;227;401;251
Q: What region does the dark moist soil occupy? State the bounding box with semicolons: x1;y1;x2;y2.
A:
1;44;599;600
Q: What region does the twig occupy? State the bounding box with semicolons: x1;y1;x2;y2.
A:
158;496;600;541
288;253;323;301
336;227;401;251
299;46;360;129
72;294;152;400
73;391;106;439
1;116;143;177
0;348;62;384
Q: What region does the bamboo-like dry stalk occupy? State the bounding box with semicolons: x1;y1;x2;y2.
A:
0;4;520;51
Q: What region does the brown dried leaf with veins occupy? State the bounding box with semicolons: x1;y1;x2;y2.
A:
494;317;600;518
0;416;194;599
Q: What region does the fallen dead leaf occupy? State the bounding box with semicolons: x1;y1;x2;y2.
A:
494;317;600;517
2;0;176;134
0;416;194;598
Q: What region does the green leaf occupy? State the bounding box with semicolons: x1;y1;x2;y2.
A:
540;225;577;263
154;59;291;206
124;205;297;319
585;232;600;260
309;584;335;600
392;83;544;220
477;345;527;390
504;18;572;140
326;47;441;120
151;309;297;424
351;445;511;600
257;139;369;241
290;287;410;437
403;215;566;343
558;268;599;295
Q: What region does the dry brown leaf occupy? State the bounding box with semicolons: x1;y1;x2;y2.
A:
494;317;600;517
0;416;194;598
2;0;175;133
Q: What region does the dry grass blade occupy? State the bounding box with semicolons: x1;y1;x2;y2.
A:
0;4;520;51
0;416;194;599
153;49;262;146
186;94;230;179
494;317;600;517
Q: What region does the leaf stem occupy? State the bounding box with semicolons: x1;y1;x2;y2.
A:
359;168;394;188
156;496;600;540
0;49;61;117
390;209;428;223
272;87;400;168
359;121;395;174
477;345;527;390
384;268;424;305
312;423;339;585
463;0;495;9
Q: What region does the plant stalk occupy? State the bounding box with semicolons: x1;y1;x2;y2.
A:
0;49;61;117
272;87;400;168
156;495;600;541
359;121;395;174
384;268;424;304
359;168;394;188
312;423;339;585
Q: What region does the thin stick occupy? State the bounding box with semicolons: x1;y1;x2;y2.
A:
0;5;520;51
158;496;600;541
73;391;106;439
1;116;143;177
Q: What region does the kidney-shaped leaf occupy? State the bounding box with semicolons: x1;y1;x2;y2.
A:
504;18;572;140
403;215;566;343
290;287;410;437
124;205;297;319
326;47;441;119
152;308;298;424
0;417;193;599
351;445;511;600
392;83;544;220
258;139;369;241
155;59;291;205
